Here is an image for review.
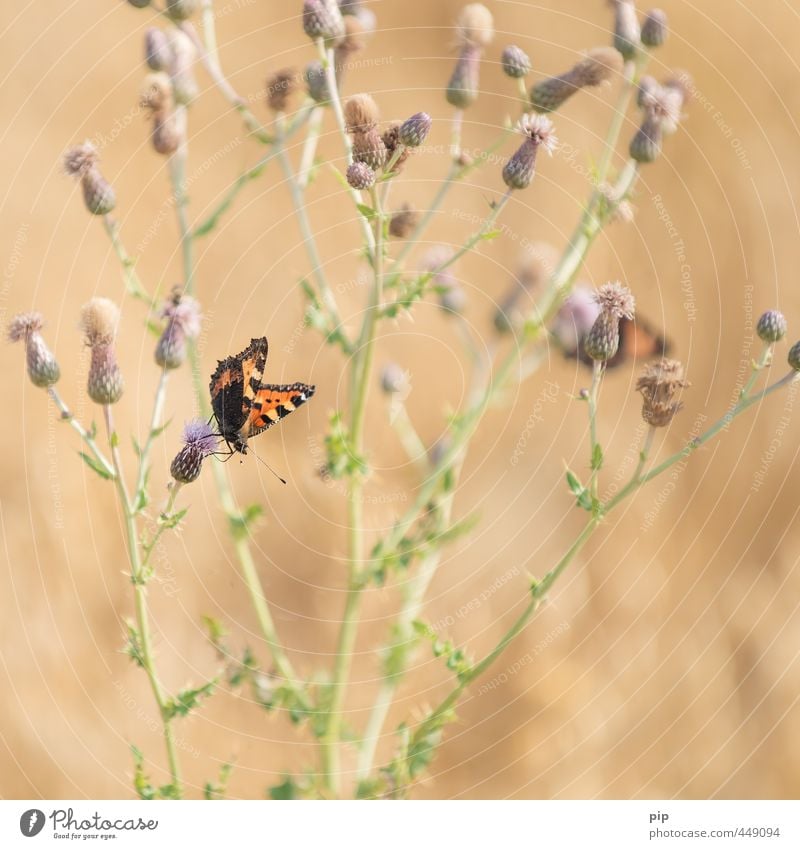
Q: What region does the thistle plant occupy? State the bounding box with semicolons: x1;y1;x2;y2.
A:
12;0;800;801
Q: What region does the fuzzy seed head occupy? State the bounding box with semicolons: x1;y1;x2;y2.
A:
266;68;299;112
788;341;800;371
346;160;375;190
336;13;367;59
398;112;432;148
595;281;636;320
636;358;689;427
64;142;99;177
140;72;174;113
518;113;558;152
446;46;480;109
80;297;120;347
756;310;788;343
501;44;531;79
641;9;668;47
574;47;623;87
8;312;60;388
455;4;494;49
345;93;380;133
389;204;419;239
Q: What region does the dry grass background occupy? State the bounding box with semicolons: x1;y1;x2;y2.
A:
2;0;800;799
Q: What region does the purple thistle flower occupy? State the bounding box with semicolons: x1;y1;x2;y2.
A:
170;419;218;484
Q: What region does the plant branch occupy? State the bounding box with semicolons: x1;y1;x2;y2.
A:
48;387;116;479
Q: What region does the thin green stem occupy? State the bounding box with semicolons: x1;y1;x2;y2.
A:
588;359;604;501
103;404;182;795
740;341;773;399
102;216;154;306
141;483;182;573
298;106;324;190
133;369;169;513
48;387;116;479
169;107;193;294
388;401;429;476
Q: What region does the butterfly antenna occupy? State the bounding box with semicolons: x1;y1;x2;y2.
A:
249;444;287;485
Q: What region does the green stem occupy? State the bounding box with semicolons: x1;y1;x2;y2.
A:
141;483;182;574
588;359;604;501
298;106;324;190
103;404;182;795
388;402;429;476
133;369;169;513
48;387;116;479
740;341;772;399
102;216;153;306
169;106;193;293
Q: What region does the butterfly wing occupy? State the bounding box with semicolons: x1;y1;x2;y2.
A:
576;316;670;369
209;337;269;441
241;382;316;440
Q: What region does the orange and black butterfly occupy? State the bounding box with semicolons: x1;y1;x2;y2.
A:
209;337;315;455
551;287;670;369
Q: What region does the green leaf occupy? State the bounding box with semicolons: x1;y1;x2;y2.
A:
158;507;188;530
356;203;376;221
480;229;501;241
78;451;113;480
163;679;217;720
566;469;584;496
131;746;156;801
125;623;145;668
109;430;119;449
149;418;172;440
591;443;604;472
204;762;234;800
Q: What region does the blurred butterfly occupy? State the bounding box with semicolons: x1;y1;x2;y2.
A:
209;336;315;456
550;286;670;369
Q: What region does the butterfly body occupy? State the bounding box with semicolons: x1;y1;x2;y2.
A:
209;337;315;455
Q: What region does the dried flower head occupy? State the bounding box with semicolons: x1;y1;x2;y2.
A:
455;3;494;49
8;312;61;388
346;160;375;190
266;68;299;112
80;297;120;346
166;28;198;105
140;72;174;113
145;28;173;72
398;112;432;148
336;13;367;63
502;114;557;189
610;0;641;59
156;289;202;369
64;142;116;215
80;298;124;405
756;310;788;344
389;204;419;239
501;44;531;79
636;358;689;427
595;281;636;320
352;128;387;170
345;93;380;133
170;419;218;483
641;9;668;47
530;48;621;113
303;0;345;43
152;113;182;155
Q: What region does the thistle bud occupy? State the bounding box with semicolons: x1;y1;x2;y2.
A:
305;61;331;103
346;160;375;190
446;45;481;109
788;341;800;372
127;0;151;7
344;93;379;133
155;289;202;370
502;113;557;190
630;77;682;162
550;285;601;355
389;204;419;239
145;28;172;72
64;142;116;216
170;420;218;484
398;112;432;148
611;0;641;60
352;128;387;170
166;0;198;21
303;0;345;43
8;312;61;388
501;45;531;79
152;112;181;155
266;68;299;113
166;28;198;105
380;362;408;394
583;281;636;362
756;310;787;344
80;298;124;405
636;359;689;427
641;9;667;47
140;72;174;114
629;114;662;163
530;47;621;113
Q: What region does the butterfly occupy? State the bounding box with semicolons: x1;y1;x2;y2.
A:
576;315;671;369
209;337;315;455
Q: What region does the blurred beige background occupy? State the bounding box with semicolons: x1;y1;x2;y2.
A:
2;0;800;799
